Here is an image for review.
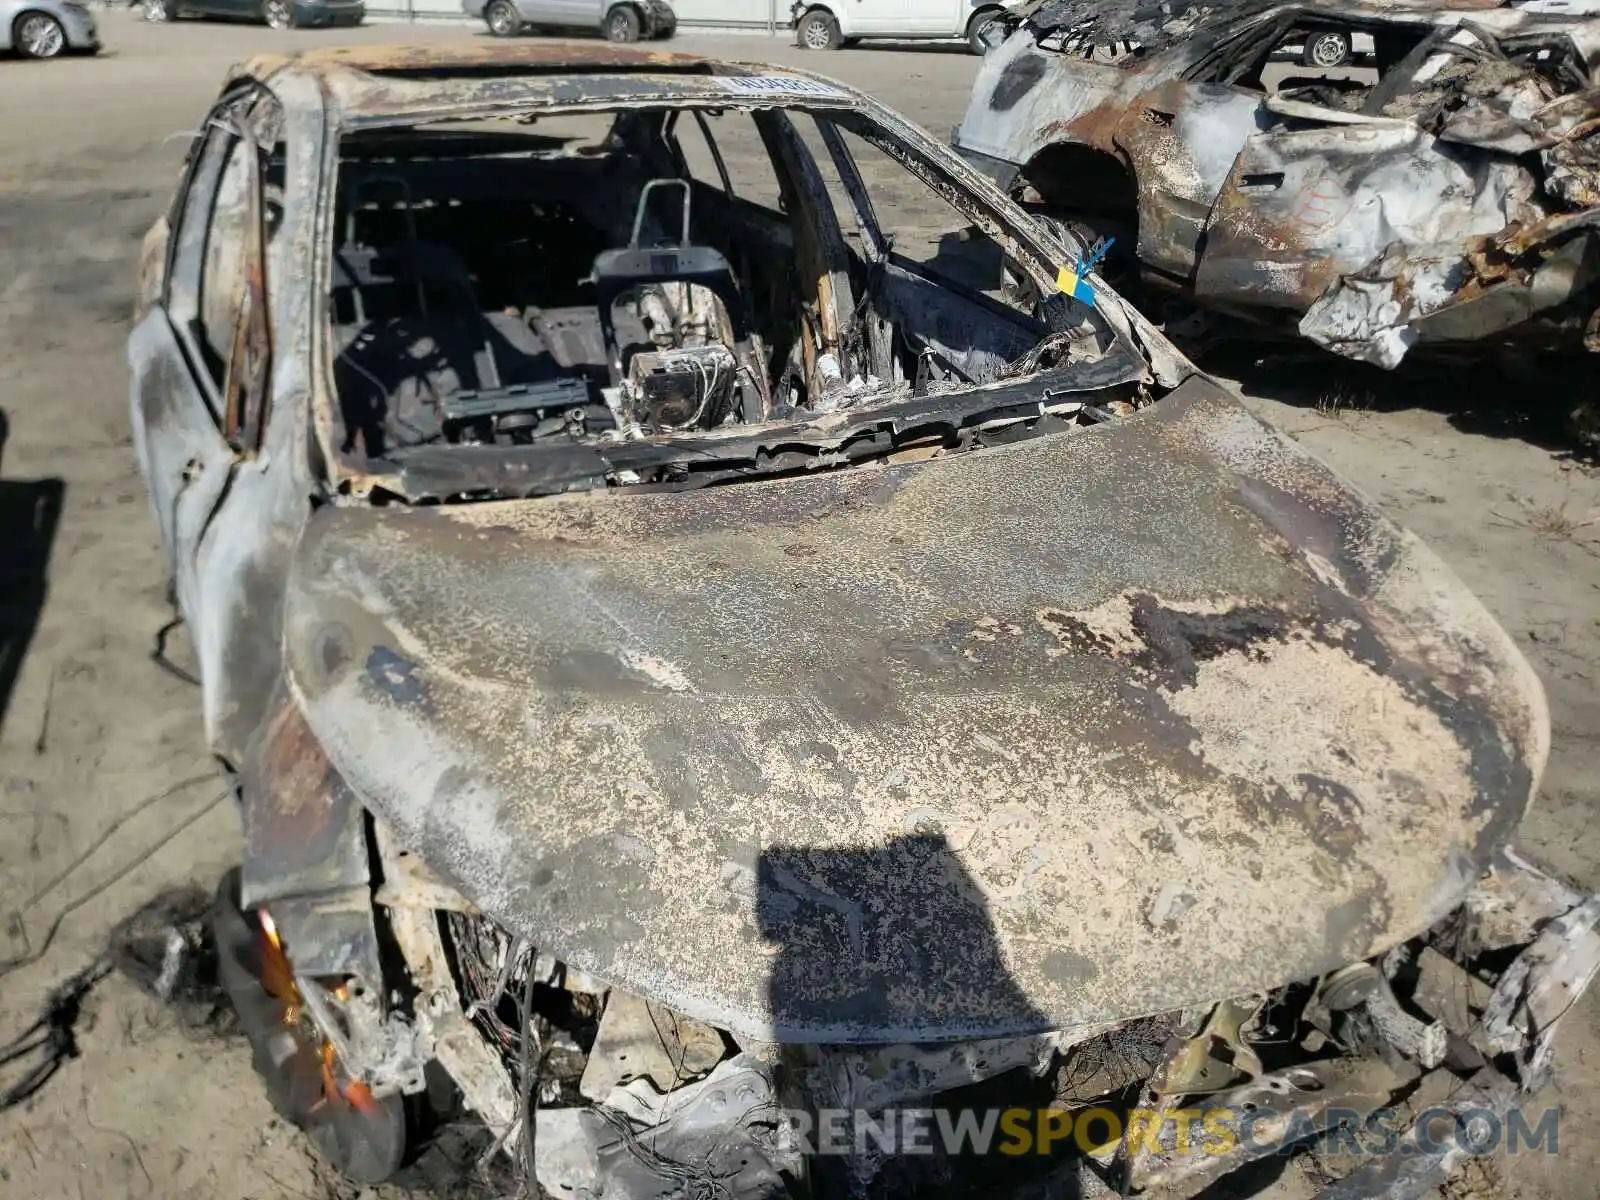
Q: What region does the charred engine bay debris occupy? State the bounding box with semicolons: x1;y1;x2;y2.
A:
168;857;1600;1200
964;0;1600;373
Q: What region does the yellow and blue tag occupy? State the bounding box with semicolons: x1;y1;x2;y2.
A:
1056;237;1113;309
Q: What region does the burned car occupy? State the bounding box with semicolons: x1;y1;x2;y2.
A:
960;0;1600;366
129;40;1599;1200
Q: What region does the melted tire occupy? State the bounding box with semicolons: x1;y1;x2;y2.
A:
211;870;407;1185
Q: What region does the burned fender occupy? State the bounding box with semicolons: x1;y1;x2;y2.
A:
1301;215;1600;368
236;684;381;985
239;684;371;911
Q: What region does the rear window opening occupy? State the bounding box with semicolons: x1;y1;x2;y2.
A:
1195;18;1425;106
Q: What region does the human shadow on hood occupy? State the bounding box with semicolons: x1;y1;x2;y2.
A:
758;833;1108;1197
756;831;1047;1040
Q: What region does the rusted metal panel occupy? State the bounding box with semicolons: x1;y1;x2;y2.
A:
1198;119;1540;311
280;379;1545;1044
240;686;371;910
1113;80;1264;278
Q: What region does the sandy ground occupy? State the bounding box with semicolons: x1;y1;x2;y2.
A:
0;11;1597;1199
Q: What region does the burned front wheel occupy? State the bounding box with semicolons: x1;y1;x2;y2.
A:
211;869;407;1185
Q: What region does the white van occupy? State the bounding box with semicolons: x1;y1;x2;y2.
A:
791;0;1018;53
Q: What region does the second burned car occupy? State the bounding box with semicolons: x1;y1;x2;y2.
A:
960;0;1600;367
130;41;1599;1200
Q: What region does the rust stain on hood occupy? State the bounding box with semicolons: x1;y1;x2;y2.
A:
281;382;1546;1043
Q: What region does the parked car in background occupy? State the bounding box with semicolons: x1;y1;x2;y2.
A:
141;0;364;30
2;0;98;57
465;0;677;41
792;0;1019;52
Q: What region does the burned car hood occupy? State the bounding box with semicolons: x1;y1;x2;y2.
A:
283;381;1547;1043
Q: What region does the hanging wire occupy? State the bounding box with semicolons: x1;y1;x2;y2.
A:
517;960;544;1194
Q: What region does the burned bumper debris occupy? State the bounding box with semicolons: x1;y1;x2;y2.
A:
128;39;1596;1200
960;0;1600;366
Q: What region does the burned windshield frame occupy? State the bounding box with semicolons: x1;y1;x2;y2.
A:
318;93;1124;487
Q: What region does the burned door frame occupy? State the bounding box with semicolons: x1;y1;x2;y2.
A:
129;75;325;763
